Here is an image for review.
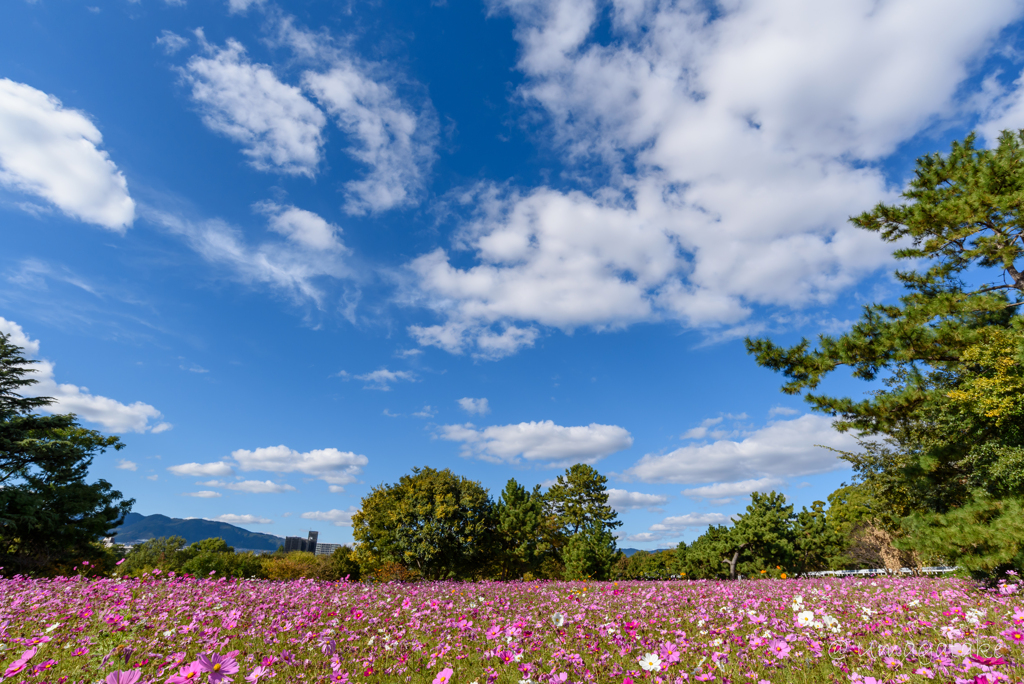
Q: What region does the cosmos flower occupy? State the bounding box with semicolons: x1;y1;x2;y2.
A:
638;652;662;671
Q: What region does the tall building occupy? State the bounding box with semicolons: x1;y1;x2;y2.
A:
315;543;342;557
283;530;320;553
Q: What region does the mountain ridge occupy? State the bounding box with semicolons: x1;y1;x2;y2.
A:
113;513;286;551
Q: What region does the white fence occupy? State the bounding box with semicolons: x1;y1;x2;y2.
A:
804;566;957;577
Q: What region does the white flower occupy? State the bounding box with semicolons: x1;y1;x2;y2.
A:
551;612;565;628
949;643;971;657
639;653;662;672
797;610;815;627
823;615;841;633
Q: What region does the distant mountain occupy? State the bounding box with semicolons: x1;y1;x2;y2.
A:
620;548;642;557
113;513;285;551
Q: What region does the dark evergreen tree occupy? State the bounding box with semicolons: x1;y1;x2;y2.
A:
494;478;548;579
0;333;134;575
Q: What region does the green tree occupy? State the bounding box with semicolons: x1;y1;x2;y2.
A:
351;466;495;580
791;500;844;575
747;132;1024;574
678;525;733;580
562;527;617;580
120;536;190;576
494;479;548;579
545;464;622;536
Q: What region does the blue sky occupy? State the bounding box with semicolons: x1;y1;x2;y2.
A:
3;0;1024;548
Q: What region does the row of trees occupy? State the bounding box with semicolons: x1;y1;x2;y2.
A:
351;463;623;581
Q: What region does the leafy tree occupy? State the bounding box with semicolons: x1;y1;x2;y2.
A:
494;479;548;579
351;466;495;580
120;536;190;576
678;525;733;580
562;527;617;580
791;500;845;575
545;464;622;536
747;132;1024;574
612;549;677;579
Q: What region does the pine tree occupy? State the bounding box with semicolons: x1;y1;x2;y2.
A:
494;478;548;579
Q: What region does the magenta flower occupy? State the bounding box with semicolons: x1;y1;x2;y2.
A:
245;665;270;683
167;660;203;683
767;639;791;658
4;647;37;678
104;669;142;684
198;652;240;684
1002;627;1024;643
433;667;454;684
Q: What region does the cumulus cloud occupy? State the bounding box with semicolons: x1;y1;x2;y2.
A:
182;35;326;176
681;477;785;501
116;459;138;471
304;65;437;214
199;479;297;493
0;78;135;230
253;201;345;251
439;420;632;466
0;318;170;433
145;208;349;308
208;514;272;525
405;0;1024;355
184;491;222;498
301;507;358;526
168;462;234;477
230;445;368;490
606;488;668;512
457;397;490;415
354;368;416;391
622;414;857;485
649;512;731;532
156;31;189;55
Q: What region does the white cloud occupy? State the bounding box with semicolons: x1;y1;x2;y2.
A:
0;78;135;230
301;507;358;526
624;532;662;543
182;35;326;176
412;405;436;418
168;462;234;477
457;397;490;416
230;445;367;489
439;420;632;466
768;406;800;417
354;368;416;391
145;208;349;308
0;318;169;433
681;417;723;440
649;512;731;532
226;0;263;13
208;514;272;525
116;459;138;471
253;201;346;251
404;0;1024;355
681;477;785;501
184;490;221;498
606;488;668;512
199;479;297;493
156;31;189;55
622;414;856;485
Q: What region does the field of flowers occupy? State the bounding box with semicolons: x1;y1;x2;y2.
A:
1;573;1022;684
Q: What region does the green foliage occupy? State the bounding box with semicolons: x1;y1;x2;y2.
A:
791;500;845;575
494;479;549;579
611;549;677;580
562;527;617;580
0;332;134;576
747;131;1024;577
120;536;190;575
351;466;495;580
900;496;1024;577
545;464;622;537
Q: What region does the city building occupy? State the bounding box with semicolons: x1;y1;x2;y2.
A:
315;543;342;557
284;530;319;553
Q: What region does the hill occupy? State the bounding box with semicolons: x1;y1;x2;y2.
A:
113;513;285;551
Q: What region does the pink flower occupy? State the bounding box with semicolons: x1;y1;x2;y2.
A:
1001;628;1024;643
166;661;203;683
198;652;240;684
4;647;38;678
433;667;454;684
245;666;270;683
104;670;142;684
766;639;791;658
